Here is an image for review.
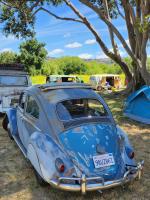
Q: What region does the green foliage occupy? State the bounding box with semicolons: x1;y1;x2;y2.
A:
0;51;17;64
41;56;123;76
147;57;150;72
58;57;87;75
0;2;35;38
17;38;47;74
86;60;122;75
42;57;87;75
42;59;63;75
0;0;63;38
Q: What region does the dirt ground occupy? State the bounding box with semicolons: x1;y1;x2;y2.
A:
0;94;150;200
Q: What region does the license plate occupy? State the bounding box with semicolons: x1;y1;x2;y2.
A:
93;153;115;169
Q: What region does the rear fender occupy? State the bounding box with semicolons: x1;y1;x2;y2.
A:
117;126;136;166
27;132;74;182
6;108;17;136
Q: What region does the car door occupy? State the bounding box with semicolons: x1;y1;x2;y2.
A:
21;94;41;148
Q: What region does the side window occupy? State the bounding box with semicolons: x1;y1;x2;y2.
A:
19;92;26;109
26;96;39;119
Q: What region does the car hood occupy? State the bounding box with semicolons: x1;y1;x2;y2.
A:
59;123;125;180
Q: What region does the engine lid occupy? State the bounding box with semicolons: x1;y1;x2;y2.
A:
59;123;125;180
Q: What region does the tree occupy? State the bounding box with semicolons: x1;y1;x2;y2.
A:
58;57;87;75
42;57;88;75
0;0;149;92
41;56;123;75
0;51;17;63
42;59;63;75
17;38;47;74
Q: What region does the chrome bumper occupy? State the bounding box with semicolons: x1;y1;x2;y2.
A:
49;161;144;194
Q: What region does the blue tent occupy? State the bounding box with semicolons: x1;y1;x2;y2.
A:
124;85;150;124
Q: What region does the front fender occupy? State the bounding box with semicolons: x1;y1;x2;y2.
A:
27;132;74;182
5;108;17;136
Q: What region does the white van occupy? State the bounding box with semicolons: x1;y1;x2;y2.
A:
0;64;31;113
89;74;121;90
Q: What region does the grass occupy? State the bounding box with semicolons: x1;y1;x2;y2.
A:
30;74;125;85
0;94;150;200
30;75;91;85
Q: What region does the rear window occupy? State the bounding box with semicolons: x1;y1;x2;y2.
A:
0;75;28;86
57;98;107;121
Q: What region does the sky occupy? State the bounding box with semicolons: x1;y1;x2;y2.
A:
0;0;149;59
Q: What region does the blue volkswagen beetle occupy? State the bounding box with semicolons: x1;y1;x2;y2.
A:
3;83;143;194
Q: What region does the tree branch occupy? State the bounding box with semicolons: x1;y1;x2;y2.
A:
32;7;83;23
0;0;17;9
114;0;125;19
103;0;120;57
78;0;140;64
63;0;132;80
30;0;42;11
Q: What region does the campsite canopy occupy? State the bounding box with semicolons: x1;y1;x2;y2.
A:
124;85;150;124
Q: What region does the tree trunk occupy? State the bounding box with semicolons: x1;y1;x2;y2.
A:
132;61;146;89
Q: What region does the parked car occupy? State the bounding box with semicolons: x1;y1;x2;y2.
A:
3;83;143;194
46;75;83;83
90;74;121;91
0;64;31;115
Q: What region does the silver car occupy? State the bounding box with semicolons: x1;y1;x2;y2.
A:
3;83;144;194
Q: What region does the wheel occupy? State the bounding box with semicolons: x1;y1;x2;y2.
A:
2;115;8;131
2;115;13;140
0;112;5;118
7;127;14;140
34;169;48;186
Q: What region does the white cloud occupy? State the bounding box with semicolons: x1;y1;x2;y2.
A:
78;53;93;59
96;52;108;59
64;33;71;38
85;39;96;45
65;42;82;48
0;48;13;52
48;49;64;56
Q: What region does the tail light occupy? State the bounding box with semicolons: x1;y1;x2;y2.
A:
55;158;65;173
125;146;135;159
129;151;135;159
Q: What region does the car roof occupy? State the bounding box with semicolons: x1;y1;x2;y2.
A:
26;83;96;103
49;75;77;78
39;83;92;91
0;70;29;75
25;83;114;133
90;74;120;77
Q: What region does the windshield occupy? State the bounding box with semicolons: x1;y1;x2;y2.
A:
49;76;76;83
57;98;107;121
0;75;28;86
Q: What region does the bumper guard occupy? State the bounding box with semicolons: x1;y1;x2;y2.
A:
49;161;144;194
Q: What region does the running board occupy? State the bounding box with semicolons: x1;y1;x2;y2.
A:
13;134;27;158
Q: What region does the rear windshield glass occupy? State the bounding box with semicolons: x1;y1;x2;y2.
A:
49;76;76;83
57;98;107;121
0;75;28;86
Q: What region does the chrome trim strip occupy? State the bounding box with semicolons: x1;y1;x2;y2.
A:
13;135;27;158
